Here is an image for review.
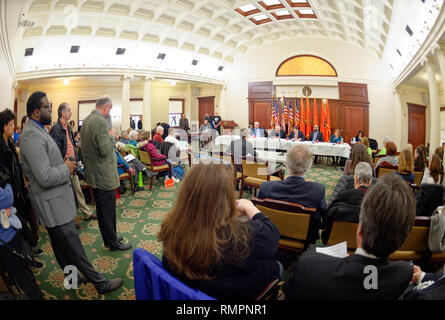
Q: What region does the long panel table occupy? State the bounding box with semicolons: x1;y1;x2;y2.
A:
215;136;351;159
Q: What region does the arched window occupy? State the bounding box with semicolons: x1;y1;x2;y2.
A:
276;55;338;77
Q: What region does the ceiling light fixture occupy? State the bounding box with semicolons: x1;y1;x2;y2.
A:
64;78;70;86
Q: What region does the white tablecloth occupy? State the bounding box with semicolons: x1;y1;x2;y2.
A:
215;136;351;158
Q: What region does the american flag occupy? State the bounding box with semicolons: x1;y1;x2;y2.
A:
271;96;279;128
294;98;300;127
288;99;294;132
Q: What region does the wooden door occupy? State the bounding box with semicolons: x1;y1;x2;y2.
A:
407;103;426;151
198;96;214;124
253;101;271;129
345;106;365;144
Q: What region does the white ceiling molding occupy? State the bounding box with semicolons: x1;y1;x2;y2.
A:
0;0;17;77
20;0;395;63
13;66;226;86
394;2;445;88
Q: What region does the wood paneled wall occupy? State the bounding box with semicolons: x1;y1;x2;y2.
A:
248;81;369;143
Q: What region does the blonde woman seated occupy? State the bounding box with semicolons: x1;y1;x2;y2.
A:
396;148;415;184
158;163;282;300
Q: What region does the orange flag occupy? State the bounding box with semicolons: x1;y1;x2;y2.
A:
313;96;319;130
320;99;327;141
300;96;306;137
326;98;331;139
305;96;311;138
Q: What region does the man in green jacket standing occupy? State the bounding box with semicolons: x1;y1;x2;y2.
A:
81;96;132;251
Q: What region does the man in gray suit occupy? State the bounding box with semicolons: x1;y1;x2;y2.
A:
20;91;123;294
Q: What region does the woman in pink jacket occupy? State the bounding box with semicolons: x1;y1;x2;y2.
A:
139;132;179;182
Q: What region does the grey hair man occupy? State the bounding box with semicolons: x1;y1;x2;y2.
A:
80;95;132;252
354;162;373;189
258;144;327;243
326;161;373;226
50;102;97;221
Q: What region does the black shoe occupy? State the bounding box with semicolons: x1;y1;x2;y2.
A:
84;214;97;221
32;248;43;256
109;243;132;251
31;259;43;269
117;236;123;243
97;278;123;294
134;186;144;192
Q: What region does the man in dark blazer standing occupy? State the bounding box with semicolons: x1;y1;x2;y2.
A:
20;91;123;294
258;144;326;242
282;174;436;300
309;125;324;164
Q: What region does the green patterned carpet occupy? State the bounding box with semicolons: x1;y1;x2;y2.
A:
22;162;342;300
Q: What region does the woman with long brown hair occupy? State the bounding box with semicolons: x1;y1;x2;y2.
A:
343;143;375;177
414;145;427;171
421;154;442;184
158;163;281;300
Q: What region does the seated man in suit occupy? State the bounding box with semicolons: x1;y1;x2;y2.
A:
309;125;324;164
258;144;327;242
288;126;305;141
282;174;434;300
270;125;286;139
251;121;268;138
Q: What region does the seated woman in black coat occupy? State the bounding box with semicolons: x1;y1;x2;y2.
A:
158;163;282;300
327;162;373;223
323;162;373;243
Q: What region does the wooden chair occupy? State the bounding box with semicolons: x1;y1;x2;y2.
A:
239;156;283;199
326;221;358;255
251;197;317;253
390;217;431;261
254;278;280;300
375;163;398;178
139;150;172;190
118;164;135;195
211;151;242;187
413;170;424;185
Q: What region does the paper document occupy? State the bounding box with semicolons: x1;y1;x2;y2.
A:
316;241;348;258
124;154;136;162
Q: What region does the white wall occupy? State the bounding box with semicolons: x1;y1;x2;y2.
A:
0;0;25;111
17;79;202;131
223;37;397;147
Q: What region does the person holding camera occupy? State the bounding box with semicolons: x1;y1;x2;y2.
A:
50;103;96;221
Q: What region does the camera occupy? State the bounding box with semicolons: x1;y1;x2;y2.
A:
67;156;85;180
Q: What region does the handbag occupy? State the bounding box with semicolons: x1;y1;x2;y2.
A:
428;206;445;253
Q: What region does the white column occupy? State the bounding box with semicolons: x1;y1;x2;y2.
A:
394;88;403;149
142;76;152;131
121;75;131;131
218;85;226;118
422;57;441;157
434;43;445;100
